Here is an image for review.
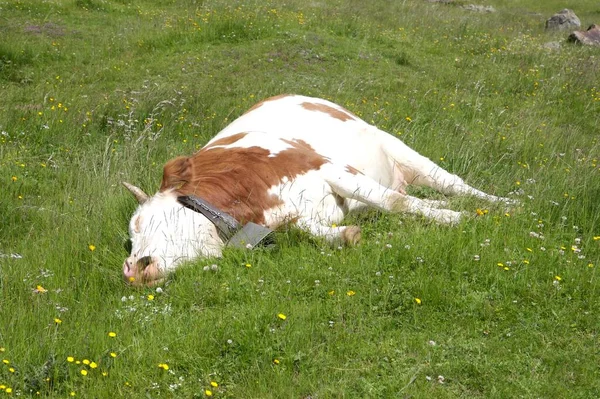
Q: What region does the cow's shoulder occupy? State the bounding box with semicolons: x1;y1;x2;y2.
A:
160;135;330;224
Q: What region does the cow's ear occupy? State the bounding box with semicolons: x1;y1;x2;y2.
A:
161;156;192;191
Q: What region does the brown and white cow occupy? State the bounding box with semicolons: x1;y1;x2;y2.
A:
123;94;511;285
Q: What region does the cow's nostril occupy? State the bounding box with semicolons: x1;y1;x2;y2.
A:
137;256;153;270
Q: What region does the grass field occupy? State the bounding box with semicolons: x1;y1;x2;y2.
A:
1;0;600;397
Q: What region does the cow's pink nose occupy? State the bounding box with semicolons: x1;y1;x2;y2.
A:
122;256;164;286
123;257;137;281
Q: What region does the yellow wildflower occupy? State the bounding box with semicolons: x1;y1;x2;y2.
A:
88;244;96;252
158;363;169;370
205;390;213;397
147;294;155;301
277;313;287;320
35;285;48;293
90;362;98;369
67;356;74;363
80;369;88;376
346;290;356;296
108;332;117;338
210;381;218;388
54;318;62;324
414;297;422;305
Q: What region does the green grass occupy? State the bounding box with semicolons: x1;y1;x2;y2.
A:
1;0;600;397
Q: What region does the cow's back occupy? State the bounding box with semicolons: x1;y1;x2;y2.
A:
207;95;391;176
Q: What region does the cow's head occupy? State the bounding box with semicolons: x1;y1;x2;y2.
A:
122;182;223;286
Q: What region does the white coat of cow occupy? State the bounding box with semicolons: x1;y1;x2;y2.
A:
123;94;511;285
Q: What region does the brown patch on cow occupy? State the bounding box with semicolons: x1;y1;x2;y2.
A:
205;132;248;148
243;94;292;115
301;102;356;122
160;139;329;224
134;216;142;233
345;165;363;175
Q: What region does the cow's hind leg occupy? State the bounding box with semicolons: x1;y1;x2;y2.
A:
378;132;514;203
321;163;463;224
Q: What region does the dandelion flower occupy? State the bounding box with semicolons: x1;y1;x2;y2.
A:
245;263;252;268
80;369;88;376
11;176;17;182
67;356;74;363
70;392;76;396
5;387;12;394
205;390;213;397
82;359;90;365
35;285;48;293
110;352;117;358
346;290;356;296
414;297;422;305
273;358;280;365
108;332;117;338
147;294;155;301
88;244;96;252
210;381;218;388
8;367;15;373
3;359;9;365
158;363;169;370
277;313;287;320
90;362;98;369
554;275;562;281
54;318;62;324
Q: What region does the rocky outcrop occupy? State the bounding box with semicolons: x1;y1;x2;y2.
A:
568;24;600;47
546;9;581;31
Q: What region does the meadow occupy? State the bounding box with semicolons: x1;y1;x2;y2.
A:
1;0;599;397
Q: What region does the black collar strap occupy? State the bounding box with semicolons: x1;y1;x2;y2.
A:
177;195;241;241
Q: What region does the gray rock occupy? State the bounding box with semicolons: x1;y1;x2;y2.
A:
462;4;496;13
546;9;581;31
568;24;600;47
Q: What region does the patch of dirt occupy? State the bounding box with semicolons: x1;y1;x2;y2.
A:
24;23;66;37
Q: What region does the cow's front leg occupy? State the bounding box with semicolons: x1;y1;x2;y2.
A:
297;220;362;246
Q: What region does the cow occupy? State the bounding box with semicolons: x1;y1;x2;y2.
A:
122;94;512;286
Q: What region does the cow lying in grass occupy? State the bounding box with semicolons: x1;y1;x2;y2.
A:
123;94;511;286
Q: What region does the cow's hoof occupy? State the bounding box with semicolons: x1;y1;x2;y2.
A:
342;226;361;246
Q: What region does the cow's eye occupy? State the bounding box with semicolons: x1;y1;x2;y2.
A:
124;239;132;253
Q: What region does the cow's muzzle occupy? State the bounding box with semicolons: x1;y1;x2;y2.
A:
123;255;165;286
